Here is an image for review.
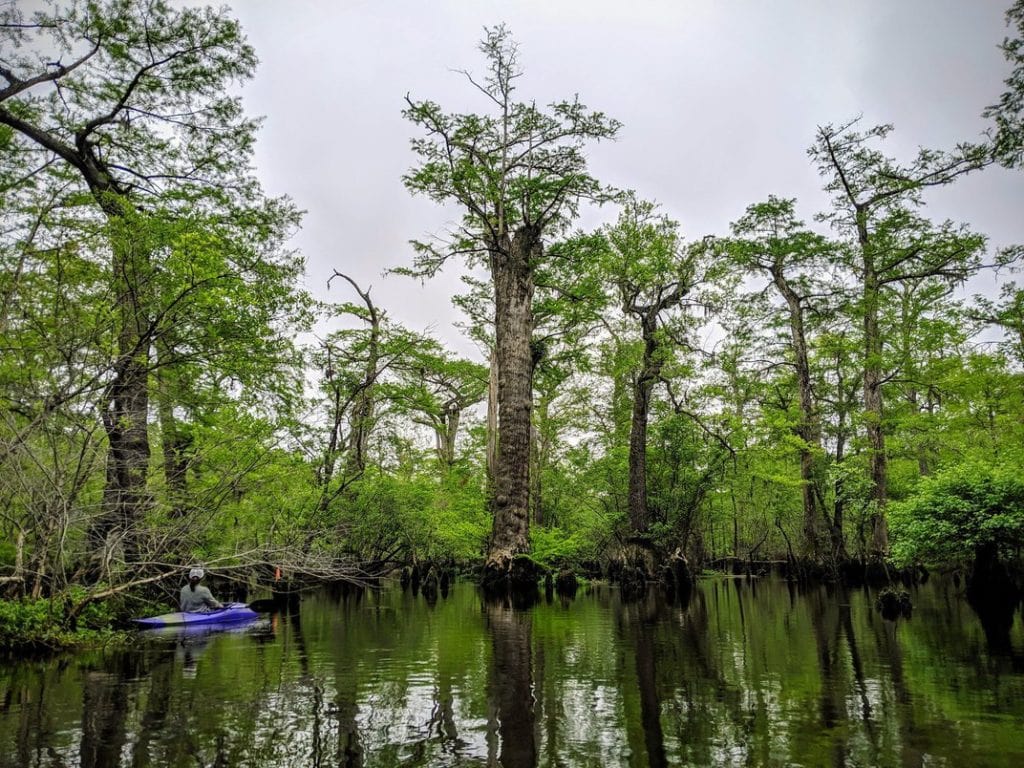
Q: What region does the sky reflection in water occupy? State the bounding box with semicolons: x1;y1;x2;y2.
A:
2;576;1023;767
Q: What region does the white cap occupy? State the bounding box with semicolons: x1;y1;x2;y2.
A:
188;567;205;580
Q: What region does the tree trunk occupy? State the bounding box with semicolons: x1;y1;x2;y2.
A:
486;347;498;486
91;209;152;562
156;355;190;518
860;227;889;557
343;315;379;479
628;372;654;534
773;268;827;559
628;314;659;534
484;226;539;587
438;401;460;468
316;350;345;515
530;420;543;526
833;417;849;561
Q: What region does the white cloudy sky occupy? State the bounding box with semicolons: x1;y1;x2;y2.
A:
227;0;1023;358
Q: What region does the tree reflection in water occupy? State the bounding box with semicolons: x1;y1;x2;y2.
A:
485;593;536;768
2;577;1024;767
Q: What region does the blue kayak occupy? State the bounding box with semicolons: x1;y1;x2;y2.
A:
134;602;258;627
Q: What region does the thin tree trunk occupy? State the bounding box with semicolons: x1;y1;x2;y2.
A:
860;231;889;557
439;402;460;468
156;355;189;518
773;267;827;559
530;421;543;526
628;314;659;534
343;321;379;480
316;347;344;515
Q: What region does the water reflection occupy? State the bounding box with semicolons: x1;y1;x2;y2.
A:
2;576;1024;767
486;597;535;768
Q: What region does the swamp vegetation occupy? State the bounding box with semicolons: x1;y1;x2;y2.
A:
0;0;1022;668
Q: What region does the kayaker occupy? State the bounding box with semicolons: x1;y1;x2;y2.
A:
180;567;223;612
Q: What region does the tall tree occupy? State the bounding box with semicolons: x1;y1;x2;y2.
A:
391;339;488;469
403;25;619;587
973;283;1024;367
602;200;702;536
809;119;987;557
729;197;842;560
313;273;413;518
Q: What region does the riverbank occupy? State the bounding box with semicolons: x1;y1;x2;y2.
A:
0;591;133;653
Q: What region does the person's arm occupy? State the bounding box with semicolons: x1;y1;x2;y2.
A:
201;586;223;609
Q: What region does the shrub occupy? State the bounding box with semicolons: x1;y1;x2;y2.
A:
888;462;1024;567
0;587;122;653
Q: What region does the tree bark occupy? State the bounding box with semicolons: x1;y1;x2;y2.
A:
859;213;889;557
156;349;190;518
628;321;657;533
91;204;152;561
484;225;539;586
439;400;460;468
486;347;499;486
772;265;827;559
343;295;380;480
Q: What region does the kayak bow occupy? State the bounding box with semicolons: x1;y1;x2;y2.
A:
134;602;258;627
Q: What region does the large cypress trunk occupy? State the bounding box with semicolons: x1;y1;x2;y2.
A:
628;318;658;534
484;225;539;588
91;206;152;561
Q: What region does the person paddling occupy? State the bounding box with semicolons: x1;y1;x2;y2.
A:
180;567;223;613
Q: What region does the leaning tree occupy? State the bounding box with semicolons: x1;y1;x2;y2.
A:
728;196;844;561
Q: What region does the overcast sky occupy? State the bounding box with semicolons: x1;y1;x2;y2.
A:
226;0;1022;359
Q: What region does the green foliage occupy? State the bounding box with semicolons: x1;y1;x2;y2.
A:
337;466;489;564
889;462;1024;566
985;0;1024;166
0;587;121;652
0;5;1022;612
402;24;620;273
530;526;591;570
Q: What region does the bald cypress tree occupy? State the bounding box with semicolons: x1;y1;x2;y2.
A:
403;26;619;587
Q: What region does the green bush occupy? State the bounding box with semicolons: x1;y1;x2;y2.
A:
0;597;66;650
0;587;122;652
530;526;591;571
888;462;1024;567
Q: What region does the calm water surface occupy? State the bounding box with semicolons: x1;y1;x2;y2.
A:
2;577;1023;767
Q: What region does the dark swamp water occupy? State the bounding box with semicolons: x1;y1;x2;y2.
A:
2;577;1024;767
